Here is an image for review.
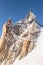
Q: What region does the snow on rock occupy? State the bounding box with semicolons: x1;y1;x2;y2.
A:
13;28;43;65
0;11;42;65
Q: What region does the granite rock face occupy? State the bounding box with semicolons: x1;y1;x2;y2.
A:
0;11;41;65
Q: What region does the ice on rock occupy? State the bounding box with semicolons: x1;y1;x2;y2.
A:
0;11;42;65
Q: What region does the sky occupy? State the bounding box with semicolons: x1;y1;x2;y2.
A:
0;0;43;37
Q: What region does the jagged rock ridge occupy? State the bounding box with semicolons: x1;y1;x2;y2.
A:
0;11;41;65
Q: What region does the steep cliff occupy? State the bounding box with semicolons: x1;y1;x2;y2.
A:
0;11;41;65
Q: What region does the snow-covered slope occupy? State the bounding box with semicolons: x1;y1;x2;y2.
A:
13;28;43;65
0;11;43;65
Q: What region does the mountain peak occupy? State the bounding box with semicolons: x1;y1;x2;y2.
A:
29;10;36;18
6;17;12;27
0;10;41;65
26;10;36;21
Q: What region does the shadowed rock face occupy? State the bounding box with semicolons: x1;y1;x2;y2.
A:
0;11;41;65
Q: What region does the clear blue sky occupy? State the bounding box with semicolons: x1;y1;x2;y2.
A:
0;0;43;36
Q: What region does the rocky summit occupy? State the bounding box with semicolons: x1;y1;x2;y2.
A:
0;11;41;65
